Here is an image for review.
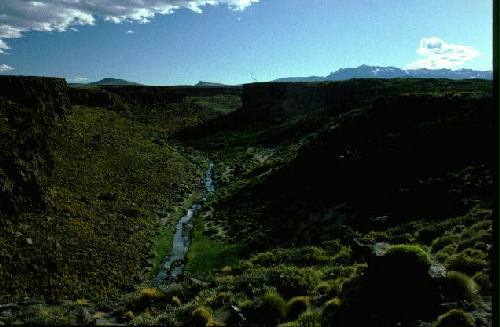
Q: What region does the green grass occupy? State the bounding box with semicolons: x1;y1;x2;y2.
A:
185;209;242;277
0;106;203;301
149;190;204;278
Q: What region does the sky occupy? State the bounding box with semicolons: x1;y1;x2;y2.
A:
0;0;493;85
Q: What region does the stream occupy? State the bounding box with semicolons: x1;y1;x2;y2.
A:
154;162;214;286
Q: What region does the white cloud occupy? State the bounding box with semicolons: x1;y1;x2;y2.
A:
126;29;134;35
0;0;259;53
0;64;14;72
69;77;88;82
406;37;480;70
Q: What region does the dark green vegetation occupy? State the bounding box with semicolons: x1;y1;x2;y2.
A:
0;76;69;216
0;77;239;304
0;77;495;326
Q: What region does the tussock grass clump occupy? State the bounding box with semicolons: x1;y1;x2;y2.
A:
282;310;321;327
446;249;488;276
435;309;475;327
322;298;342;326
132;288;167;312
431;235;460;252
248;291;287;326
384;244;432;272
237;265;321;298
472;271;491;294
441;271;478;301
190;306;213;327
286;296;310;320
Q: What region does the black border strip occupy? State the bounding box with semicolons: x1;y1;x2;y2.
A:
494;0;499;326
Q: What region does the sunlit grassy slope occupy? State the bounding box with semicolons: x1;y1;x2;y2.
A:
0;106;202;301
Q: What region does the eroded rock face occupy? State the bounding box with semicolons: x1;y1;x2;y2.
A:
0;76;70;217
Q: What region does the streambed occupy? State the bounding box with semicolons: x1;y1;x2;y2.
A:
155;162;214;285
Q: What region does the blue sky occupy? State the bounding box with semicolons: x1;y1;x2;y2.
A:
0;0;493;85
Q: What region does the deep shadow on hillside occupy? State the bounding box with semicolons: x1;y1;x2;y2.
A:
178;79;495;250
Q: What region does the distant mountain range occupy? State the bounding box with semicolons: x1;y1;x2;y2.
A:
273;65;493;82
69;78;142;87
195;81;229;87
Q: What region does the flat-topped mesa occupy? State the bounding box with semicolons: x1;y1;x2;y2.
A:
0;76;70;216
99;85;242;108
241;79;493;120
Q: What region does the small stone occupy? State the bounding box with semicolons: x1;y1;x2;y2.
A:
25;238;33;245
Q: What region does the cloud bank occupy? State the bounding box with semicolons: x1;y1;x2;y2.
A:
0;0;259;53
0;64;14;72
406;37;480;70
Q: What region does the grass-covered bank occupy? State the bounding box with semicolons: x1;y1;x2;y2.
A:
149;189;205;279
122;204;493;327
185;206;243;278
0;106;203;302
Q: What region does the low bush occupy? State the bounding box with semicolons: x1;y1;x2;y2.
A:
190;306;213;327
249;291;287;326
286;296;310;320
132;288;167;312
383;244;432;273
472;271;491;294
431;235;460;252
441;271;478;301
322;298;342;327
283;310;321;327
237;265;321;298
446;250;488;276
435;309;475;327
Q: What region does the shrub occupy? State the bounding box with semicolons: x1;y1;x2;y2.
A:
324;278;349;298
132;288;167;312
435;309;475;327
287;296;310;320
441;271;478;301
283;310;321;327
472;271;491;294
123;311;135;322
361;244;436;323
431;235;460;252
209;292;233;307
458;230;491;251
384;244;432;273
315;281;332;294
190;306;213;327
252;291;287;326
237;265;321;298
322;298;342;326
446;250;488;276
435;244;458;262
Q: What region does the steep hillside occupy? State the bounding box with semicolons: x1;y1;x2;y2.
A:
180;79;494;250
0;77;210;304
0;76;70;217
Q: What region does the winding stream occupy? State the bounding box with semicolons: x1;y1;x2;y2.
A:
155;162;214;286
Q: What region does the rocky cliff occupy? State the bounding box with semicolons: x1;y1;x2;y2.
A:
0;76;70;217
